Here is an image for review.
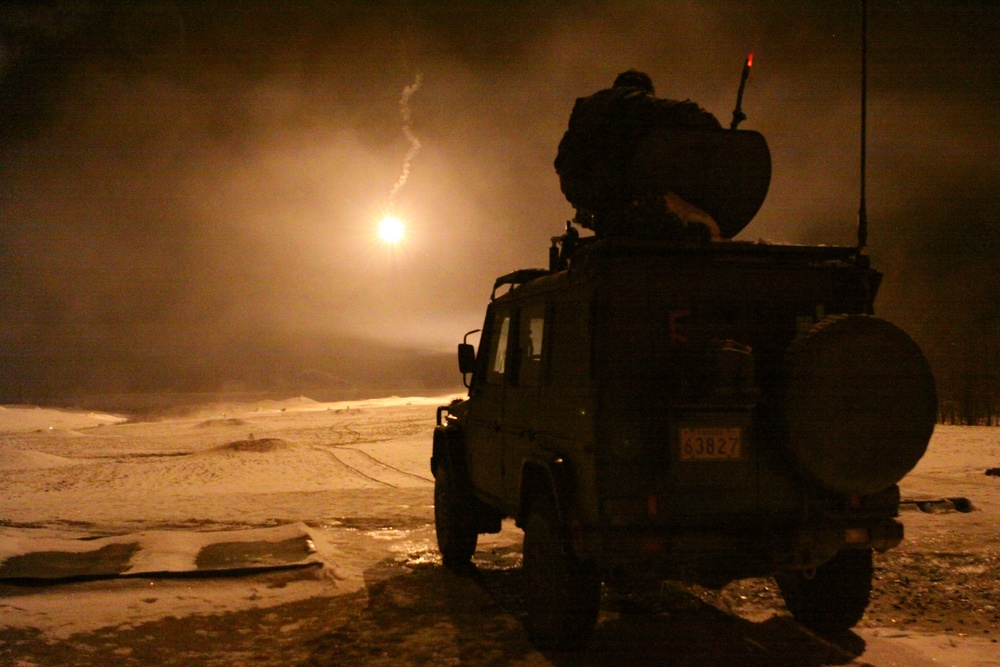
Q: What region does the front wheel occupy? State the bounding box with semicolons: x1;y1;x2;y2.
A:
433;461;478;570
776;548;874;633
522;496;600;649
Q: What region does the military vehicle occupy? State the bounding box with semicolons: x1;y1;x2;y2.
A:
431;60;937;648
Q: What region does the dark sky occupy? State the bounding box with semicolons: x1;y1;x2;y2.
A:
1;1;998;404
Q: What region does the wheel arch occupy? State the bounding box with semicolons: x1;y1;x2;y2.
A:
516;453;572;528
431;423;466;478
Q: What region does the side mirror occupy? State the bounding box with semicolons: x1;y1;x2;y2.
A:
458;343;476;375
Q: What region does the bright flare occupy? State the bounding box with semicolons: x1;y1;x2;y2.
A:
378;215;405;244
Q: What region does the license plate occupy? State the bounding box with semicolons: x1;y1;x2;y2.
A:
679;427;742;460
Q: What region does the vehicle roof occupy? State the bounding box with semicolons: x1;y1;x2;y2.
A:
490;238;869;302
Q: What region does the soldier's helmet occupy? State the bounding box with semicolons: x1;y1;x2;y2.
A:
612;70;655;94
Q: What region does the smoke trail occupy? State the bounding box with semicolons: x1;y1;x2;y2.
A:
388;73;422;202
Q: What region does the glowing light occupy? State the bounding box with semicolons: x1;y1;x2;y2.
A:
747;52;754;68
378;215;405;244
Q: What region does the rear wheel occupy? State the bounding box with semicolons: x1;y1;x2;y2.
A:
776;548;873;633
522;497;600;649
433;460;478;570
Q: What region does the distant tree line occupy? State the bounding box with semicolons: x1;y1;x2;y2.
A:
937;323;998;426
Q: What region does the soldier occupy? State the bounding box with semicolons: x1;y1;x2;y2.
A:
555;70;722;240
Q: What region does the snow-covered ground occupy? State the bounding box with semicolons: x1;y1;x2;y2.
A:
0;396;472;638
1;398;998;666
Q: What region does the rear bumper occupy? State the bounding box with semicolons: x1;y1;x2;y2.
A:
581;517;903;584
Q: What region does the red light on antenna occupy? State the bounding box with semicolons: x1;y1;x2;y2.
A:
747;52;754;68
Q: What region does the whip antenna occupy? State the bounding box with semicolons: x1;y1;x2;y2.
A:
858;0;869;254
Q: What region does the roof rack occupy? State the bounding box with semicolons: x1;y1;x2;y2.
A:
491;268;550;300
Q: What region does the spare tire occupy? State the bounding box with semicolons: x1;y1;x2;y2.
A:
783;315;936;495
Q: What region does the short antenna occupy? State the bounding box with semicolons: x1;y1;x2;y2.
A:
730;52;754;130
858;0;869;254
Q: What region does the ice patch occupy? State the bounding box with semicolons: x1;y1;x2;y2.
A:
0;523;323;580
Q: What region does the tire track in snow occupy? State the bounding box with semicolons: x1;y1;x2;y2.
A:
310;445;433;488
337;447;434;484
310;446;398;488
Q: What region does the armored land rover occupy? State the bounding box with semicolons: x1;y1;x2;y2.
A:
431;99;936;650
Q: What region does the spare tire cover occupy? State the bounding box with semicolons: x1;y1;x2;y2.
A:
784;315;936;495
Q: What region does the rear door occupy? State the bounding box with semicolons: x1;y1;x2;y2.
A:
594;264;759;525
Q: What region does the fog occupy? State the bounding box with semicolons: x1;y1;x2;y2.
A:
1;1;997;405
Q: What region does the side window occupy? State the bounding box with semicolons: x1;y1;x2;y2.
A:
518;302;546;387
488;311;511;384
